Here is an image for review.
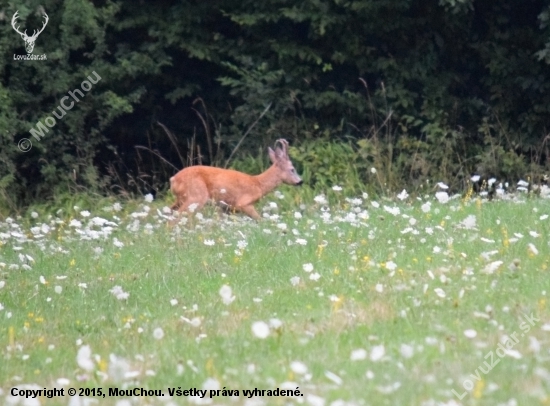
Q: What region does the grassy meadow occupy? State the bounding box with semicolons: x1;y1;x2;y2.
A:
1;188;549;406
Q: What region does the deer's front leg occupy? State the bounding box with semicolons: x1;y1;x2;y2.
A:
239;205;261;220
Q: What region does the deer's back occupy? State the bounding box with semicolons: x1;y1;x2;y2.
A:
172;166;259;195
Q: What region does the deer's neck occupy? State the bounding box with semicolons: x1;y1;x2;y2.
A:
254;165;283;196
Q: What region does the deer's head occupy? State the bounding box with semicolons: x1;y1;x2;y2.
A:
268;139;303;186
12;10;49;54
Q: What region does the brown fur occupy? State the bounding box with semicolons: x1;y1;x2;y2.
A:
170;139;302;220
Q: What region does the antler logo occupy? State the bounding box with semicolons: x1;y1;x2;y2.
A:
11;10;49;54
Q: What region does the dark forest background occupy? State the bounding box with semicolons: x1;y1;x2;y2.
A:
1;0;550;211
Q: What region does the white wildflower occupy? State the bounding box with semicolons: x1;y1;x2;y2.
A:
269;318;282;329
76;345;95;371
376;382;401;394
517;179;529;187
399;344;414;359
434;288;446;298
109;286;129;300
309;272;321;281
435;191;449;203
481;260;503;274
350;349;367;361
460;214;477;229
528;243;539;255
314;195;327;205
370;345;385;361
421;201;431;213
385;261;397;271
251;321;270;339
383;205;400;216
290;361;308;374
324;371;343;385
153;327;164;340
69;219;82;228
181;317;201;327
219;285;235;305
503;349;522;359
397;189;409;200
464;329;477;338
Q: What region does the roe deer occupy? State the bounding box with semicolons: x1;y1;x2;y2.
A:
170;139;302;220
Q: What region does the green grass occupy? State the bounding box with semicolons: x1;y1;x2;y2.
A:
1;192;549;405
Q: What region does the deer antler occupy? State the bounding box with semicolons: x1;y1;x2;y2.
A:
275;139;289;156
32;12;49;39
11;11;27;37
11;10;48;40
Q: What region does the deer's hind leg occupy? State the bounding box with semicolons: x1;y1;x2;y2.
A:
170;181;210;225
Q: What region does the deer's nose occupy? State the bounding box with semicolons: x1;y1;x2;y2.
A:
295;180;303;186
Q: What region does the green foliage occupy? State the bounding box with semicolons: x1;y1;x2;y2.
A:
0;0;147;205
291;138;371;195
2;0;550;210
228;148;269;175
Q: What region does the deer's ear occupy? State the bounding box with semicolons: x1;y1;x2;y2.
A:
268;147;277;163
